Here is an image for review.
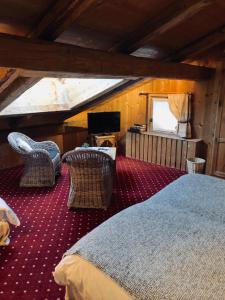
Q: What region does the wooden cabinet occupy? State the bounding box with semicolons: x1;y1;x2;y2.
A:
126;131;203;171
94;135;116;147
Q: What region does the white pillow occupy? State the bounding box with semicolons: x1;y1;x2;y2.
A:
16;138;32;152
0;198;20;226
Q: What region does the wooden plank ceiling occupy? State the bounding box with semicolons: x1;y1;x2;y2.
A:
0;0;225;124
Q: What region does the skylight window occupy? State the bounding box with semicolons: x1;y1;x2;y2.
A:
0;78;124;116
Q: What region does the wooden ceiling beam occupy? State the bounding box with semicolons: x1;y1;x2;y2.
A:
65;20;225;120
0;76;39;111
0;0;217;115
0;68;19;92
29;0;101;41
0;0;100;110
111;0;213;54
0;77;40;111
0;34;214;81
168;24;225;62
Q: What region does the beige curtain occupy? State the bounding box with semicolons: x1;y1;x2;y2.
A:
167;94;192;138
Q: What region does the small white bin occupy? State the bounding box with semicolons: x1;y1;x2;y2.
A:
186;157;205;174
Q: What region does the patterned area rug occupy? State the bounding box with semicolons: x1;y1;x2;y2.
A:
0;156;185;300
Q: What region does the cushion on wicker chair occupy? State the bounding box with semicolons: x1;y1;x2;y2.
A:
16;138;32;152
47;149;58;159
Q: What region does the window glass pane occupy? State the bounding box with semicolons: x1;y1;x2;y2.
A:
0;78;124;116
152;98;178;132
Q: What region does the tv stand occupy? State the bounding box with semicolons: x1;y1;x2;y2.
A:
100;132;112;136
93;134;116;147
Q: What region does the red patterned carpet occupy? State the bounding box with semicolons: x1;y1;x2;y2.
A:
0;156;185;300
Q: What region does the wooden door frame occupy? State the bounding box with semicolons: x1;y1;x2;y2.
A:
210;67;225;177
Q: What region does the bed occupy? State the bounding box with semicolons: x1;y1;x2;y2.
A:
53;174;225;300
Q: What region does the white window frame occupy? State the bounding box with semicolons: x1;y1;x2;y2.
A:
147;95;178;135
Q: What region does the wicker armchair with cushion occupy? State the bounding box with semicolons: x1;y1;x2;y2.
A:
62;150;114;210
8;132;61;187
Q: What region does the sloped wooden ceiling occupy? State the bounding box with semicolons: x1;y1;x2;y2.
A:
0;0;225;124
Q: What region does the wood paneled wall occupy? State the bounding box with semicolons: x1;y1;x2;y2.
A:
67;77;209;156
67;79;205;139
126;132;202;171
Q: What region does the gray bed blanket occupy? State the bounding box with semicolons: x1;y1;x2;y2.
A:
66;174;225;300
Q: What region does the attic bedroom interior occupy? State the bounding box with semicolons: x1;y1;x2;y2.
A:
1;0;225;299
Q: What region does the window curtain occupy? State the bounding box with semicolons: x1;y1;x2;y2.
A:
167;94;192;138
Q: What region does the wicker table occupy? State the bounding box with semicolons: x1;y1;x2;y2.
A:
75;147;117;160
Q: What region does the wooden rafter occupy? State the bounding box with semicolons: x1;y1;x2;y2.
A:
29;0;101;41
0;77;40;111
0;0;220;119
111;0;213;54
168;24;225;62
0;69;19;91
0;0;100;110
65;22;225;120
0;34;214;81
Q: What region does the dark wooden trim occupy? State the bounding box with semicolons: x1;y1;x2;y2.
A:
0;111;67;131
0;124;62;143
0;122;87;144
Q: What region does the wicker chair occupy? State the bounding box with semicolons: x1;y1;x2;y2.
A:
7;132;61;187
62;150;114;209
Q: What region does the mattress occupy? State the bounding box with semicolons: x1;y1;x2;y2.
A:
54;174;225;300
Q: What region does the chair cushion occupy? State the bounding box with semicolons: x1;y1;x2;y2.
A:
48;149;58;160
16;138;32;153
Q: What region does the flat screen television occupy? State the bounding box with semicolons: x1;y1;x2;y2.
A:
88;112;120;134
